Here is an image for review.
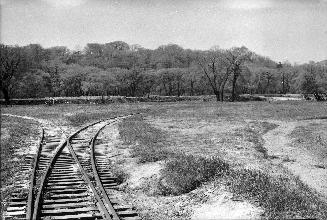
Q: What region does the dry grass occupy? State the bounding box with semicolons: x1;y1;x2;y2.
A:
119;115;175;163
116;102;327;219
226;169;327;219
2;101;327;123
233;121;279;158
1;103;152;127
2;101;327;219
0;116;39;212
159;154;229;195
290;123;327;162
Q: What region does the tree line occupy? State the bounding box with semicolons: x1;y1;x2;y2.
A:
1;41;326;103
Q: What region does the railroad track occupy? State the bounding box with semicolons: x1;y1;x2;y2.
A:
4;115;140;220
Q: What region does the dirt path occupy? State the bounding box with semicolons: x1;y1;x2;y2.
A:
2;113;70;135
263;119;327;199
2;113;68;154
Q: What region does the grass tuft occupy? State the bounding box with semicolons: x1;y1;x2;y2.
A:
112;166;129;184
158;154;229;195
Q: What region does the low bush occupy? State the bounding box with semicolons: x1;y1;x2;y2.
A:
111;166;129;184
227;169;327;219
158;154;230;195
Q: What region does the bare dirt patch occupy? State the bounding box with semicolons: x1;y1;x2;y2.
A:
191;190;262;220
263;119;327;200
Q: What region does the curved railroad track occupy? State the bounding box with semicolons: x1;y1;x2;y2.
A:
4;115;140;220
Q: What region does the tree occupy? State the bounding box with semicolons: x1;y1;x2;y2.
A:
0;44;23;104
41;60;66;97
140;70;157;96
17;70;50;98
225;47;252;101
23;44;45;69
153;44;185;69
61;64;88;97
196;49;233;101
299;62;326;100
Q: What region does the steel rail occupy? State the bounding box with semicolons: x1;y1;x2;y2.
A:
90;121;121;220
31;119;104;220
26;128;44;220
75;115;133;220
66;141;113;220
31;114;138;220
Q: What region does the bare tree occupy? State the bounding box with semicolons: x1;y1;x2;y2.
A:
225;47;252;101
197;49;233;101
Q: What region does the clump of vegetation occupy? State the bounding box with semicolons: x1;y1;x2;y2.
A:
119;115;174;163
243;127;268;157
234;121;278;158
259;121;279;134
131;144;174;163
158;154;229;195
111;165;129;184
66;111;121;127
119;115;164;144
227;169;327;219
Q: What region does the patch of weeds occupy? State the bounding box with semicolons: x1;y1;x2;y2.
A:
246;127;268;157
66;112;121;127
226;169;327;219
235;121;278;159
303;115;327;120
158;154;229;195
282;156;296;163
234;126;268;158
131;144;174;163
119;115;174;163
260;121;279;134
290;124;327;160
112;166;129;184
119;115;164;144
104;160;129;184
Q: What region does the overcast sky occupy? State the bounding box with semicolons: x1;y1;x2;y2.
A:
1;0;327;63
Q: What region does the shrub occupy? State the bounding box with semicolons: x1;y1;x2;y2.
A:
227;169;327;219
111;166;129;184
158;154;229;195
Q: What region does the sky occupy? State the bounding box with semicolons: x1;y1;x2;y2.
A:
1;0;327;63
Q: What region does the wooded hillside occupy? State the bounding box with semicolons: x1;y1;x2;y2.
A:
1;42;326;103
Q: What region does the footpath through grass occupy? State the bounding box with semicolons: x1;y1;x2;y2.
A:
118;115;327;219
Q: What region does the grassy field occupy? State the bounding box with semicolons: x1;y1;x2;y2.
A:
2;101;327;123
1;100;327;219
118;110;327;219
